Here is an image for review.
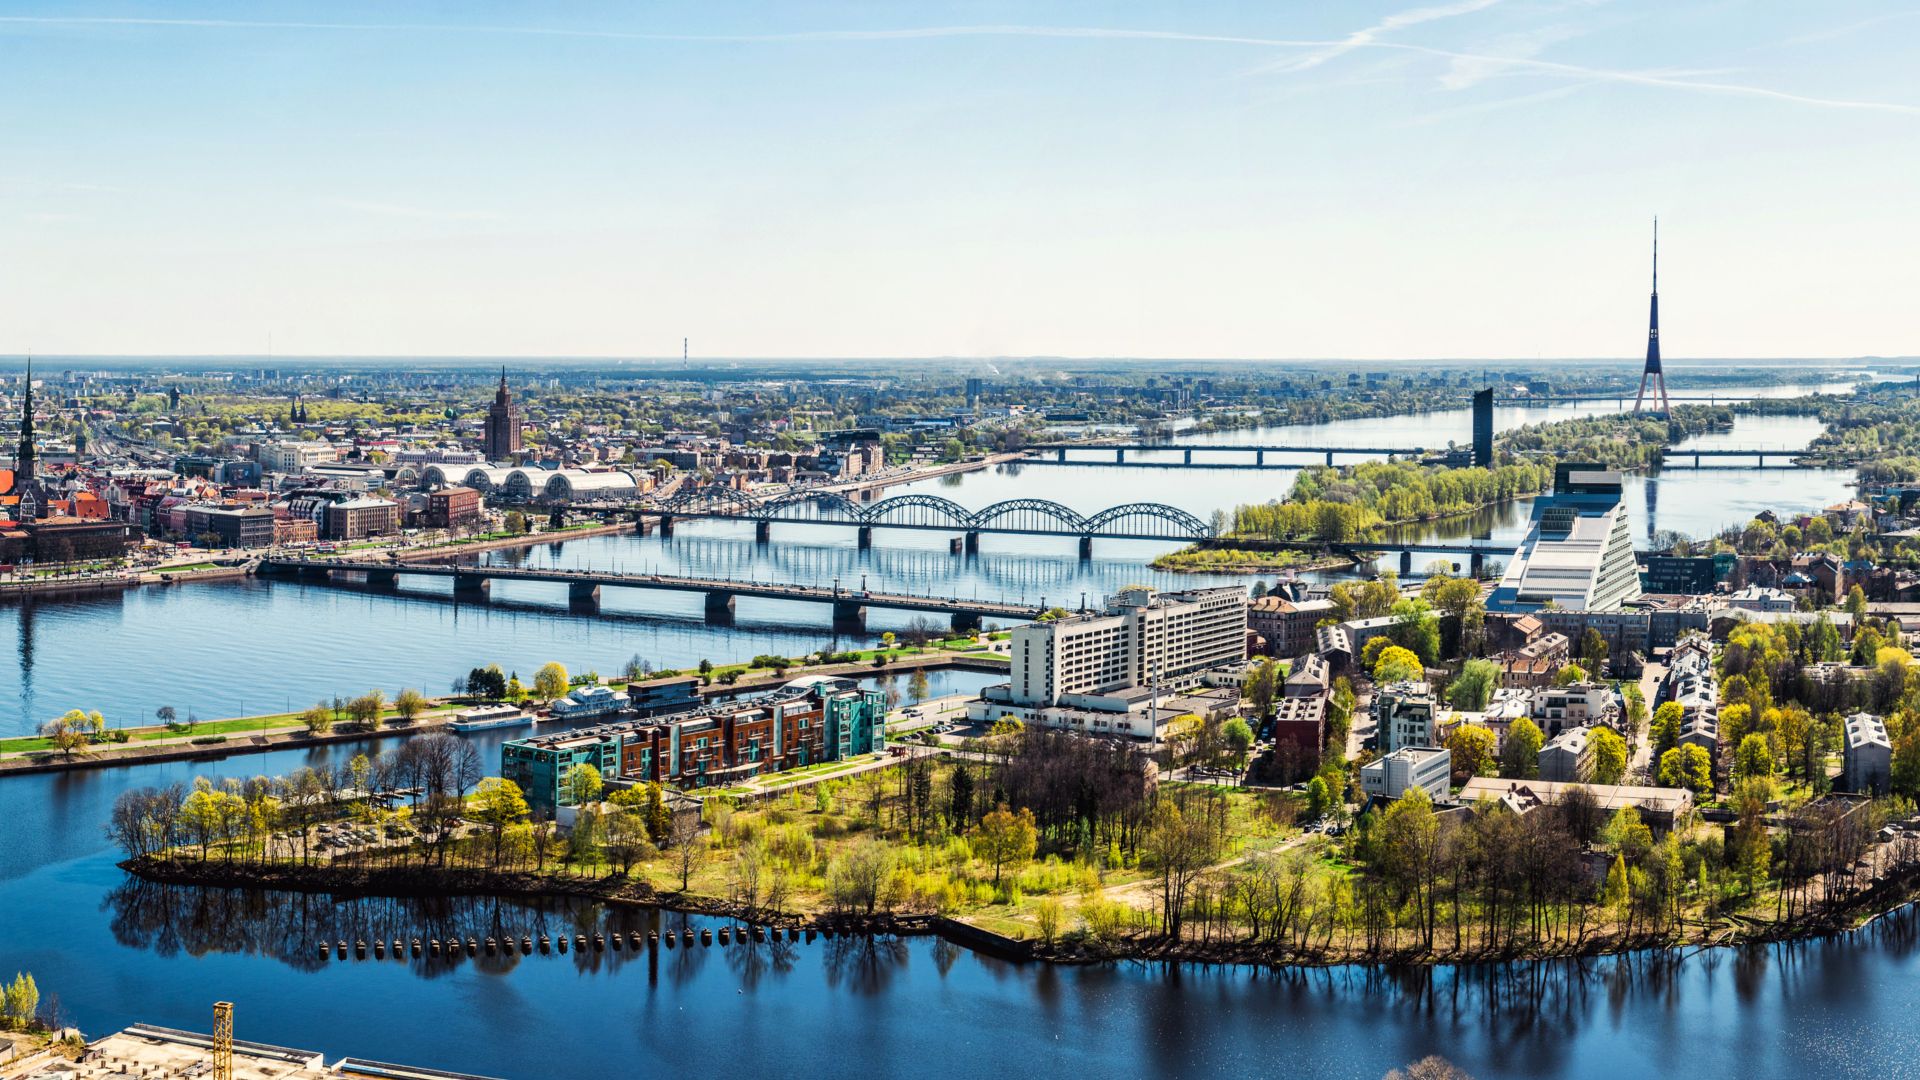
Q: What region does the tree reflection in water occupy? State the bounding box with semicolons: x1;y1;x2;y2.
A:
822;935;909;996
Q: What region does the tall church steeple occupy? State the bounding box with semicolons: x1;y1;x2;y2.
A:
16;356;35;487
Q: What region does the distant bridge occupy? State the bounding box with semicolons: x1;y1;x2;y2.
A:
256;557;1043;631
1656;446;1816;469
1024;442;1419;468
646;486;1213;557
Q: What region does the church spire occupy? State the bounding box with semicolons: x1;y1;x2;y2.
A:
17;355;34;483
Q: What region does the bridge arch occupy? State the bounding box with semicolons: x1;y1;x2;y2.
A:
756;489;867;522
859;493;976;530
661;484;759;516
1082;502;1213;539
970;499;1087;534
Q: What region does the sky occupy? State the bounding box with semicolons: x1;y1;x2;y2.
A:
0;1;1916;361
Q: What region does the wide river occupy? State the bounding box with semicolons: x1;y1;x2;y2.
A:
4;380;1909;1078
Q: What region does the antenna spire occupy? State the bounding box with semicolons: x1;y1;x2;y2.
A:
1652;216;1659;293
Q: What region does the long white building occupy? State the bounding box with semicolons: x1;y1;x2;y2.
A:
1489;465;1642;613
972;586;1248;738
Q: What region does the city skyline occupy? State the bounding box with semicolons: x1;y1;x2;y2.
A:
3;1;1917;359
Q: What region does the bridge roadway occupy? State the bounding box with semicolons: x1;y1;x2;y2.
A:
1656;446;1816;469
1025;443;1418;468
256;557;1043;631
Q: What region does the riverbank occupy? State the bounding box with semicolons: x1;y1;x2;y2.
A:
117;852;1920;970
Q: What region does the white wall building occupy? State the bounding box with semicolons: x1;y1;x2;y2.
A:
1489;465;1642;613
1362;746;1451;802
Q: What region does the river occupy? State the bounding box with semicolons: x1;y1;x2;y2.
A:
4;387;1909;1078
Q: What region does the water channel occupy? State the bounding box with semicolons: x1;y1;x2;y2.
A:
2;384;1906;1078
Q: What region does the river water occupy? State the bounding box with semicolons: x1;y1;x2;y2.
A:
4;385;1907;1078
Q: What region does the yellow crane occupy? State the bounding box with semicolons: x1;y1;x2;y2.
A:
212;1001;233;1080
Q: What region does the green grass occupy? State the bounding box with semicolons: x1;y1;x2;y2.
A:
0;704;461;755
157;562;219;573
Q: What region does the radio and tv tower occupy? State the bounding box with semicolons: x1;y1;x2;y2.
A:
1632;218;1670;415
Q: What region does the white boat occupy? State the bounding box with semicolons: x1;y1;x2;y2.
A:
450;704;533;732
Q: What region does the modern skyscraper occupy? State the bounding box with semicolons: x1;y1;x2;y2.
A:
1632;218;1670;415
1471;387;1494;468
482;367;523;462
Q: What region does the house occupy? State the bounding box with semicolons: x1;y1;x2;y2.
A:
1374;681;1437;753
1284;653;1331;698
1844;712;1892;795
1538;726;1595;783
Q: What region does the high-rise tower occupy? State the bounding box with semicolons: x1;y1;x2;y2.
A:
483;366;523;462
1632;218;1670;415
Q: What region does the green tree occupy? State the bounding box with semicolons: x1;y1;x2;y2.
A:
471;778;531;865
973;804;1038;885
563;762;603;807
1373;645;1425;685
41;711;91;757
299;703;333;735
1244;658;1281;720
1580;627;1610;676
1499;716;1544;779
1590;726;1629;784
1305;775;1330;820
1222;717;1255;765
534;662;570;700
1553;663;1589;686
1446;659;1499;710
1388;598;1441;665
1732;733;1775;784
392;687;427;724
1651;701;1684;757
1446;724;1498;780
1846;584;1869;619
1658;744;1713;796
3;971;39;1030
348;689;384;729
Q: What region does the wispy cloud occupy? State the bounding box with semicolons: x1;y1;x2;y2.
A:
3;14;1915;116
1262;0;1505;74
330;198;497;222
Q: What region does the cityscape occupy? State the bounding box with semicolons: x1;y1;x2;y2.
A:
4;4;1920;1080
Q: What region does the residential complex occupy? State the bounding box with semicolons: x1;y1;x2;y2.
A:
503;676;886;814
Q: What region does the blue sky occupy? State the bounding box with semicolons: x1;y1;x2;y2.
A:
1;1;1915;360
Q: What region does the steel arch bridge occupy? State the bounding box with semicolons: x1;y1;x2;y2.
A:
652;486;1213;540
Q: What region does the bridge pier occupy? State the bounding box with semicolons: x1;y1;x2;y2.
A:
1114;449;1125;464
755;520;771;545
950;611;982;633
1255;449;1264;466
1183;449;1192;464
964;531;981;554
856;526;873;550
1695;453;1701;468
703;591;735;625
366;569;399;589
1470;551;1485;578
1078;536;1093;561
658;514;675;537
298;563;331;580
1056;448;1067;463
949;536;964;556
1326;451;1335;466
453;573;491;601
1399;550;1413;576
831;600;867;632
568;582;601;612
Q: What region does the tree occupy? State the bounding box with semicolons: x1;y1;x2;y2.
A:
1651;701;1684;757
1499;716;1543;779
1305;775;1330;820
563;762;603;808
1447;658;1499;710
1847;584;1869;619
156;705;178;729
1732;733;1775;785
973;804;1038;885
299;703;333;735
41;711;91;758
1580;627;1610;676
1383;1056;1473;1080
1553;663;1589;686
1590;726;1628;784
1445;724;1498;780
470;778;530;866
3;971;39;1030
1222;717;1255;766
670;808;702;890
1373;645;1424;685
1388;598;1441;665
1244;658;1281;720
392;688;427;724
348;690;384;729
949;764;975;827
1658;744;1713;796
534;662;570;700
605;809;655;874
467;665;507;699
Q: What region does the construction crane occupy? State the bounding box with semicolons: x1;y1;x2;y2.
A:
213;1001;233;1080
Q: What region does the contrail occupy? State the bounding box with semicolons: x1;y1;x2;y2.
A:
3;15;1914;115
